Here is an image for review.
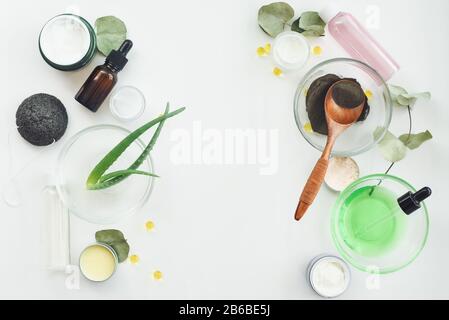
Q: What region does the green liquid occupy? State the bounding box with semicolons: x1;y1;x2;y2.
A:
338;186;406;257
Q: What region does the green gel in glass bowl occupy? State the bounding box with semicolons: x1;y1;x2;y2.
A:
338;185;406;257
331;174;429;274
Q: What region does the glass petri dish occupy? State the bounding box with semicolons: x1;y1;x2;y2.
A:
331;174;429;274
55;125;154;224
294;58;392;157
109;86;146;122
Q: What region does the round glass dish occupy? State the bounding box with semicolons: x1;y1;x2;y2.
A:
294;58;392;156
331;174;429;274
273;31;310;70
55;125;154;224
39;14;97;71
109;86;146;122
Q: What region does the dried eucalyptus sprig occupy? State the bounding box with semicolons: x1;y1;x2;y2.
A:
388;84;431;108
86;103;185;190
374;84;432;163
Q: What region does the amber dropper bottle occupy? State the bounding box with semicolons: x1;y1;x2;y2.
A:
75;39;133;112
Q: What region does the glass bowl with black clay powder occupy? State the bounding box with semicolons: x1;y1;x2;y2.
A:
294;58;392;156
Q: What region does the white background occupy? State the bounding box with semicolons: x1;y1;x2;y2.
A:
1;0;448;299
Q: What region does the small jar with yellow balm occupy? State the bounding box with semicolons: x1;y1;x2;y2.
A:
79;243;118;282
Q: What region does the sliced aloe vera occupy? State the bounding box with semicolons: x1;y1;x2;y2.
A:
86;103;185;190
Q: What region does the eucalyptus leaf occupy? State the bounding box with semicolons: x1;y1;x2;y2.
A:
95;16;127;56
291;18;305;33
299;11;325;34
109;240;130;263
388;84;407;97
95;229;130;263
388;84;431;107
258;2;294;37
397;92;431;107
291;11;325;36
95;229;125;244
374;128;407;162
301;28;325;37
399;130;432;150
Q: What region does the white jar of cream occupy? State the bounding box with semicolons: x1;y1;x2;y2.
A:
307;254;351;298
273;31;310;70
39;14;97;71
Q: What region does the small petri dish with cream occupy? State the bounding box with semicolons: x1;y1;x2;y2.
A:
109;86;146;122
79;243;118;282
273;31;310;71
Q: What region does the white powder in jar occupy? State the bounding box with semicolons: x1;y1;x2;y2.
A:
325;157;360;192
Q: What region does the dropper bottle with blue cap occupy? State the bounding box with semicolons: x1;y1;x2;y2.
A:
75;39;133;112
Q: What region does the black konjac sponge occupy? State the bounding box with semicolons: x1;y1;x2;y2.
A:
16;93;68;146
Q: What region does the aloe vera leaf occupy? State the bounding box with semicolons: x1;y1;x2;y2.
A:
99;104;170;187
97;169;159;184
89;104;170;190
86;104;185;189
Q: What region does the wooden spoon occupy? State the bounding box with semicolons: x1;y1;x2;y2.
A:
294;80;366;221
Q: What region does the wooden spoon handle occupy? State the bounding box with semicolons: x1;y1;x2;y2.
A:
294;157;329;221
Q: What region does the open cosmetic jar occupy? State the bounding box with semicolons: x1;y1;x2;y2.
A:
79;243;118;282
39;14;97;71
273;31;310;70
307;254;351;298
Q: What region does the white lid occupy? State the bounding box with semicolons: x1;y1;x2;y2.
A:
319;3;341;23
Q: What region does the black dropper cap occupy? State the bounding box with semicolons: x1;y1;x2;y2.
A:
397;187;432;215
105;39;133;72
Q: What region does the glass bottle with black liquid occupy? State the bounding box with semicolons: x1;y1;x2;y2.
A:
75;39;133;112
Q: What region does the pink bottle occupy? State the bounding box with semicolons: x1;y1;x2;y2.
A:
320;5;400;82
